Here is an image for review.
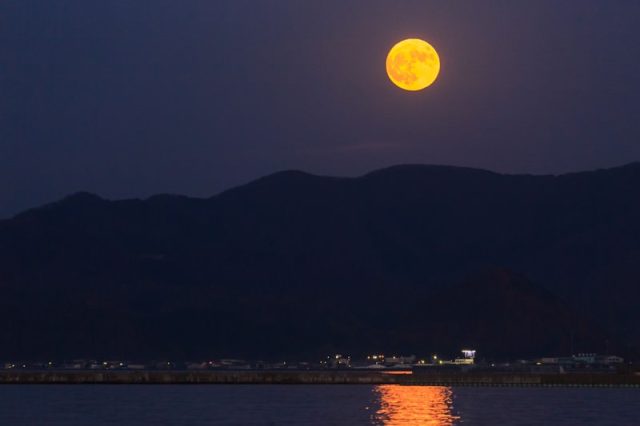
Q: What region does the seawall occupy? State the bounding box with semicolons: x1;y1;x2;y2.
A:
1;370;639;386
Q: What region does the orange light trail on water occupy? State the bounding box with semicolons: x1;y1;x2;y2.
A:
373;385;459;425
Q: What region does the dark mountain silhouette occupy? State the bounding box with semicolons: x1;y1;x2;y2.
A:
1;163;639;361
415;268;610;358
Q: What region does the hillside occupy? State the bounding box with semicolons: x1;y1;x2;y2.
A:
1;163;639;360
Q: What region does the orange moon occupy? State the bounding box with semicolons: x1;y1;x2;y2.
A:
386;39;441;91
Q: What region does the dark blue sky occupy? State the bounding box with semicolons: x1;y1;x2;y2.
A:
2;1;640;217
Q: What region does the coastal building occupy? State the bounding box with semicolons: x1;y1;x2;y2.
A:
538;353;625;370
454;349;476;365
600;355;624;365
127;364;147;370
366;354;385;364
328;354;351;368
385;355;416;367
61;362;85;370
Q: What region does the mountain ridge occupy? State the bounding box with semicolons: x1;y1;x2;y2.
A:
1;162;639;360
12;161;640;219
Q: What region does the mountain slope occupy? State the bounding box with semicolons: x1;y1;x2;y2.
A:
0;163;639;360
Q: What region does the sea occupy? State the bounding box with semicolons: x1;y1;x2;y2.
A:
0;385;638;425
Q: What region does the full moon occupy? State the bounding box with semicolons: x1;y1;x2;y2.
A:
386;39;440;91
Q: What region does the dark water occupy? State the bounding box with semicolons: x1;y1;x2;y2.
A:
0;385;638;425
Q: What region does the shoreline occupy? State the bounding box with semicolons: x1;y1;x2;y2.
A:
1;370;639;387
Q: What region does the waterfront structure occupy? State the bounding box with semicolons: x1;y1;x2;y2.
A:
328;354;351;368
538;353;624;370
454;350;476;365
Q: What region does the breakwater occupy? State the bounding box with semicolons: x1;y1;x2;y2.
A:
1;370;639;386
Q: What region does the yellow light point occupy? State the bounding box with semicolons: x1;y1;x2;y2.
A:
386;38;440;91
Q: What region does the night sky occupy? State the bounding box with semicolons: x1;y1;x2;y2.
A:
2;1;640;218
